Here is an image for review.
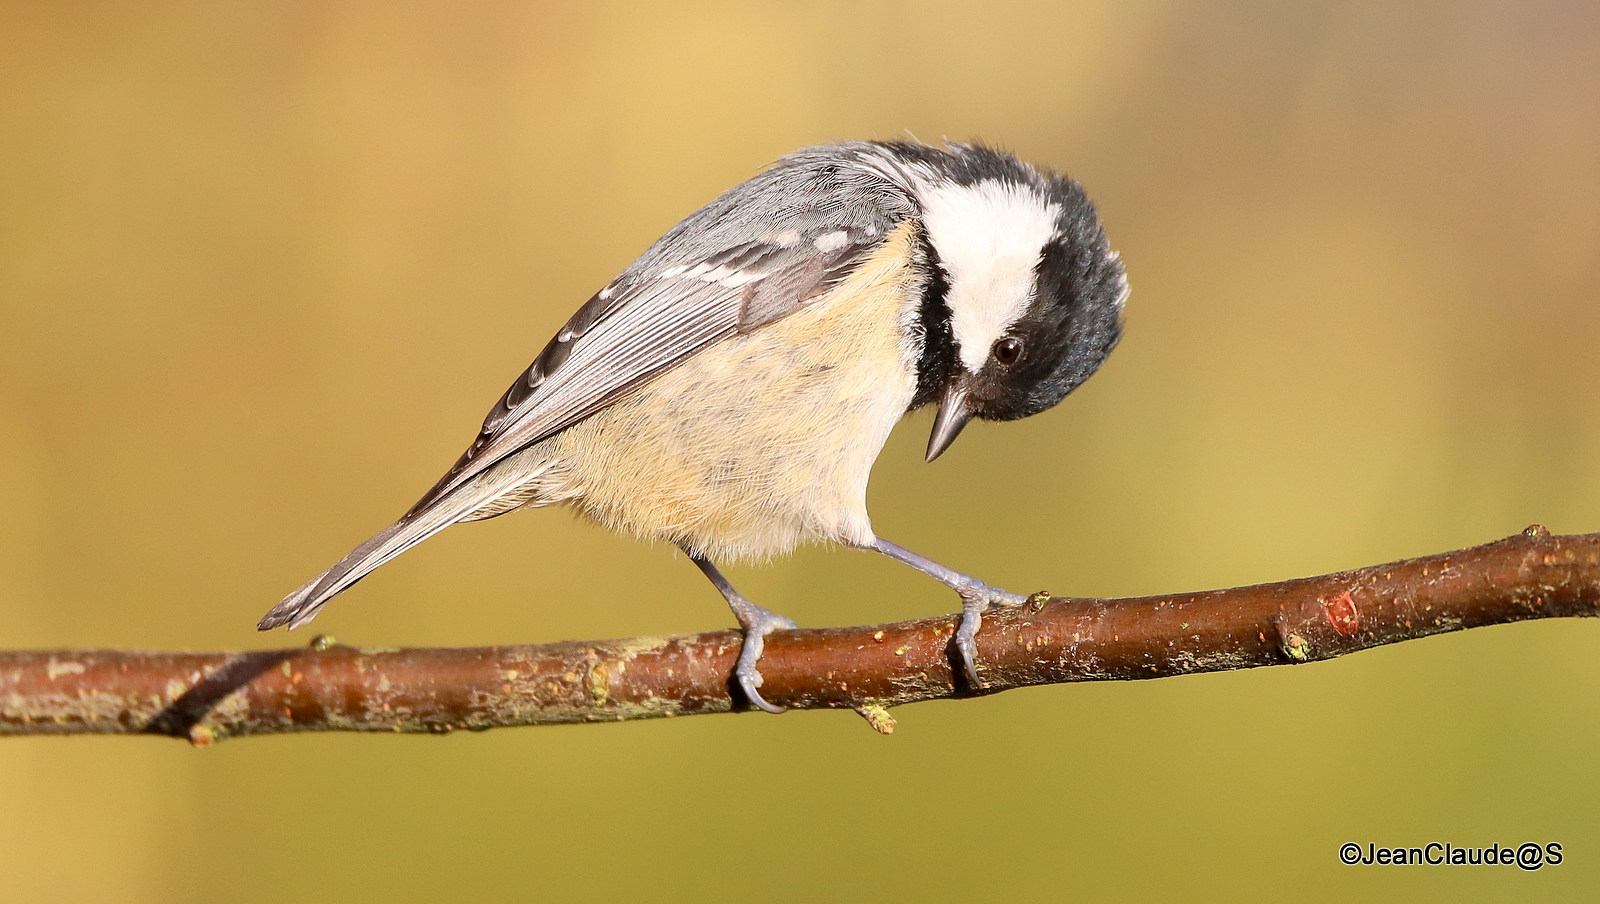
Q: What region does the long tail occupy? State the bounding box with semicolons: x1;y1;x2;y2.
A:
257;462;542;631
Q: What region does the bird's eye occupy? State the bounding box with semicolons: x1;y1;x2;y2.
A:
992;337;1023;366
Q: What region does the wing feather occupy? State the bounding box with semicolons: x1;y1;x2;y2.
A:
409;154;915;515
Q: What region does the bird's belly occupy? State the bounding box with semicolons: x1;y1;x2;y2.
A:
536;263;922;562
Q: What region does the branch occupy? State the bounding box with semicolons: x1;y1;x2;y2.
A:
4;526;1596;744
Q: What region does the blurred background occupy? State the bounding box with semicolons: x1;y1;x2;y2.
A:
3;1;1599;900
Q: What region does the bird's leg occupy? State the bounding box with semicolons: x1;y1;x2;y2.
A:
685;550;796;714
868;538;1028;689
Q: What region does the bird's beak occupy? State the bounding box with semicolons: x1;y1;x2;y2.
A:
926;381;973;463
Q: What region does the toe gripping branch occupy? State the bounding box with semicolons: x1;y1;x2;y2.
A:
951;579;1030;690
725;599;797;714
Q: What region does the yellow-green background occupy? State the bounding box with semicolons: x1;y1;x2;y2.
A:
3;2;1598;901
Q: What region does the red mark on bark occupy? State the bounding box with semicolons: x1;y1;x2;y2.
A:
1324;591;1360;636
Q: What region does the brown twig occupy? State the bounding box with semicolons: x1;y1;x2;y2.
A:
3;526;1596;744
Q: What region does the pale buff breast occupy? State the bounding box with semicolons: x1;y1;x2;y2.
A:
508;220;927;563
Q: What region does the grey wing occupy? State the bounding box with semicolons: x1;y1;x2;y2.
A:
408;164;915;515
258;150;914;630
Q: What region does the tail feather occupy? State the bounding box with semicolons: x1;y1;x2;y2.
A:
258;462;541;631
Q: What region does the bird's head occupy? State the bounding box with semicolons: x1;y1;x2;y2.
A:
904;143;1127;461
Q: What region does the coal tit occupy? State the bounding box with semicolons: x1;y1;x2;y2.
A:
259;140;1127;712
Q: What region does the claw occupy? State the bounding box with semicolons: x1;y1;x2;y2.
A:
954;585;987;688
728;599;796;714
953;580;1027;689
738;671;784;715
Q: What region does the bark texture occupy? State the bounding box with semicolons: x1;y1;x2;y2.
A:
3;526;1596;743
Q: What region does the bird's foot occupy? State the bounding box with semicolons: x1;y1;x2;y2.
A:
952;580;1028;690
727;598;798;714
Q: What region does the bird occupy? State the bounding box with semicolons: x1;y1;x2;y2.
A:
258;139;1127;713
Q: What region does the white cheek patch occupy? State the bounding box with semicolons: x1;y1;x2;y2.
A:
919;179;1060;372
